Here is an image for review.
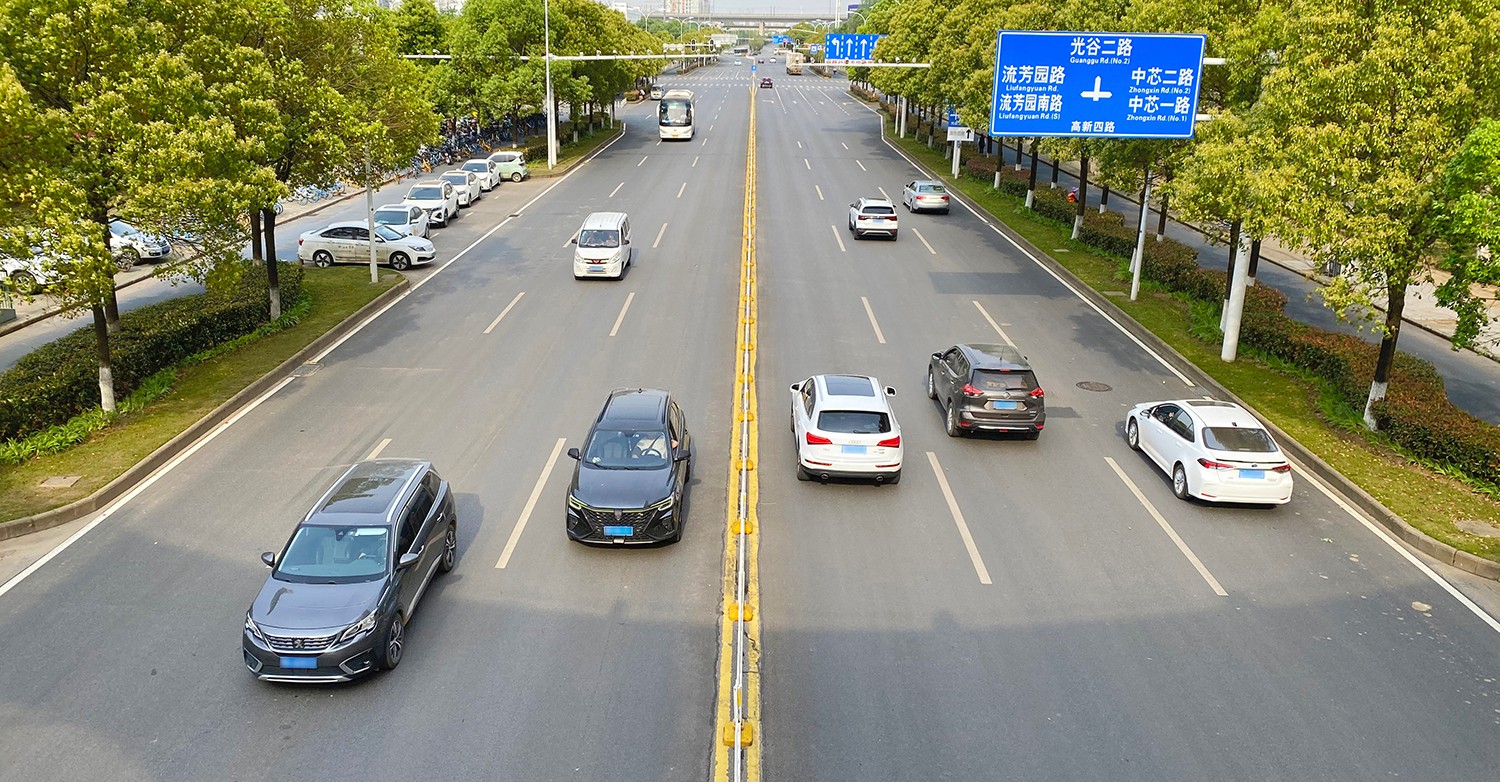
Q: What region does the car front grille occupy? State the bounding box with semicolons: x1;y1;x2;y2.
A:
580;506;654;534
263;632;339;653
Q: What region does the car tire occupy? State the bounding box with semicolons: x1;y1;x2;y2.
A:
439;523;457;573
378;614;405;670
8;270;38;294
389;253;412;271
117;248;140;271
312;250;334;268
940;209;951;215
1126;418;1141;451
512;172;524;183
926;368;937;400
890;230;898;241
945;400;962;437
796;463;812;481
1172;463;1190;500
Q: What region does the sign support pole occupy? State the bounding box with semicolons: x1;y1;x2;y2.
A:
1221;231;1252;361
1129;170;1151;301
951;140;961;177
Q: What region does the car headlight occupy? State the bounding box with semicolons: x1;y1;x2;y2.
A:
338;611;378;644
648;495;674;513
244;612;265;641
567;495;586;510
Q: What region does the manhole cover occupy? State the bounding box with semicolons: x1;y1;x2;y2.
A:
291;362;323;377
1076;381;1112;392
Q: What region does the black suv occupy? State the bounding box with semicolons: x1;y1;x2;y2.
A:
927;343;1046;439
567;389;693;544
243;459;457;683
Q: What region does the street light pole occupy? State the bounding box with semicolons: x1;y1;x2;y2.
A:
544;0;557;169
365;142;378;284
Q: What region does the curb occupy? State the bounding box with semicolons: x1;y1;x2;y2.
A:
880;116;1500;582
532;124;627;179
0;276;412;543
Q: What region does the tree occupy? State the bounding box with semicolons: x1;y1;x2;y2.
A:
393;0;448;55
1433;118;1500;350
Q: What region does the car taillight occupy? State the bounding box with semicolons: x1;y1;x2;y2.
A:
805;432;831;445
876;436;900;448
962;383;983;397
1271;464;1292;473
941;195;949;201
1029;387;1045;398
1197;458;1236;470
297;238;303;246
857;215;869;220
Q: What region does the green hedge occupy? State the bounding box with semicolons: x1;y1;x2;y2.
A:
0;262;304;442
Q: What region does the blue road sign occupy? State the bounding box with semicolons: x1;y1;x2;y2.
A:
847;3;860;11
988;31;1206;139
822;33;883;63
947;107;961;127
751;65;758;73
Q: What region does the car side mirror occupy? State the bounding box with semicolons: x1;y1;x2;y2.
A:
849;203;856;208
261;551;276;568
567;447;581;460
885;386;897;396
623;238;631;245
674;450;691;462
789;382;802;392
398;551;421;569
570;237;578;244
931;352;942;360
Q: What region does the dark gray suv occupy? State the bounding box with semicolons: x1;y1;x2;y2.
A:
242;459;457;683
927;343;1046;439
566;388;693;544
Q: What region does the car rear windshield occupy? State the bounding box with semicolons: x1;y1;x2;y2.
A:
275;526;388;583
373;210;406;224
579;229;620;248
440;173;466;184
972;369;1034;392
463;162;486;171
583;429;670;469
919;184;947;194
817;410;891;434
408;186;443;199
1202;426;1278;453
862;206;896;215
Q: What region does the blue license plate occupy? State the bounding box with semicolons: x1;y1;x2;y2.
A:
1239;469;1265;479
603;525;634;537
841;445;867;454
992;400;1020;410
279;656;318;669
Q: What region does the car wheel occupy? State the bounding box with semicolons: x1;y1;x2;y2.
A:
945;400;962;437
512;172;524;183
116;248;140;271
389;253;412;271
378;614;405;670
439;523;457;573
926;368;937;399
1126;418;1141;450
890;230;898;241
8;270;38;294
312;250;334;268
796;463;812;481
1172;463;1190;500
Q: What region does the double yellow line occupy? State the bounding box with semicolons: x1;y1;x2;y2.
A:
712;86;762;781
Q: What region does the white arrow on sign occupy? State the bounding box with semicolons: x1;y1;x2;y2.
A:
1080;76;1112;101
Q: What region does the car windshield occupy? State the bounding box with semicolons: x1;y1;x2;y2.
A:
408;186;443;200
440;174;466;185
578;229;620;248
274;525;389;583
659;99;692;126
972;370;1033;392
1202;426;1278;453
109;222;137;237
862;206;896;215
817;411;891;434
463;162;486;172
373;210;406;225
373;224;406;241
583;429;671;469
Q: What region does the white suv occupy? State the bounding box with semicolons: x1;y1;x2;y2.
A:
401;180;460;227
789;374;903;484
848;197;899;240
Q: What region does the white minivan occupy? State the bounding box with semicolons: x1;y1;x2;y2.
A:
571;212;632;279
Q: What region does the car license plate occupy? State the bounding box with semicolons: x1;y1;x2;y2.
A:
604;525;634;537
1239;469;1265;479
992;400;1020;410
841;445;867;454
279;656;318;669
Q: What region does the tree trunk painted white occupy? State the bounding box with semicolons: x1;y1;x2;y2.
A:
1129;171;1152;301
1363;379;1388;430
93;306;115;413
1221;232;1253;361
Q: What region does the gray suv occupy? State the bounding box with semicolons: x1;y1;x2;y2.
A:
927;343;1046;439
242;459;457;683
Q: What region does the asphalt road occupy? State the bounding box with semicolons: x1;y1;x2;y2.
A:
0;60;1498;782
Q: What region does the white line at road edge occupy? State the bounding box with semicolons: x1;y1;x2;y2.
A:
926;452;993;585
831;224;846;253
1290;461;1500;634
858;101;1195;388
483;291;526;334
0;376;298;601
912;227;937;255
861;296;887;344
496;438;568;569
366;438;392;460
1105;457;1228;596
0;123;633;603
972;301;1016;347
610;291;636;337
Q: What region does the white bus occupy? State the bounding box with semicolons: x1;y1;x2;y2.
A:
658;89;695;141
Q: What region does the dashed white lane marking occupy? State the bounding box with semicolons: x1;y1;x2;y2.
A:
877;186;892;201
366;438;392;460
831;224;846;253
609;291;636;337
677;182;687;199
484;291;526;335
815;185;824;201
638;156;648;166
972;301;1015;347
927;452;993;585
841;142;849;150
1105;457;1228;596
804;158;811;170
693;155;700;168
496;438;568;569
653;223;668;248
861;296;886;344
857;160;867;171
912;227;937;255
609;181;624;198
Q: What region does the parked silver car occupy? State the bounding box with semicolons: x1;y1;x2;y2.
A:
296;221;435;271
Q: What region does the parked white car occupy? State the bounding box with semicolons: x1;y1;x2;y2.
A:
1125;399;1293;505
108;219;172;268
789;374;903;484
296;221;436;271
460;158;500;191
372;204;431;239
402;180;460;227
0;249;60;294
439;170;482;207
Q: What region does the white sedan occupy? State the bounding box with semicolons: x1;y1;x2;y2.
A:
461;158;500;191
372;204;431;239
790;374;903;485
439;170;482;207
1125;399;1293;505
296;221;435;271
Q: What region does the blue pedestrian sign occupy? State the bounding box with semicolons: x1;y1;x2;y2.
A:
988;31;1206;139
947;108;961;127
823;33;884;64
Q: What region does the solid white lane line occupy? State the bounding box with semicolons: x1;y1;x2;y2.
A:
911;227;937;255
877;186;892;201
804;158;811;170
857;160;867;171
693;155;700;167
926;452;993;585
366;438;392;460
1105;457;1228;596
496;438;568;569
653;222;668;248
609;291;636;337
483;291;526;334
677;182;687;199
609;181;624;198
861;296;887;344
815;184;824;201
638;156;648;166
1291;462;1500;634
831;224;846;253
972;300;1016;347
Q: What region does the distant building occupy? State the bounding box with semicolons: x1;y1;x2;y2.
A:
433;0;464;11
